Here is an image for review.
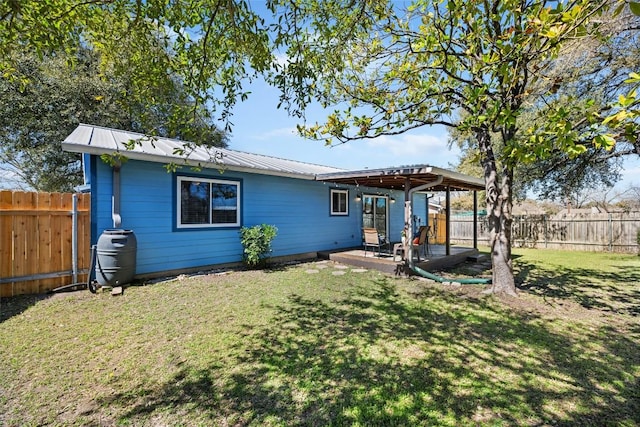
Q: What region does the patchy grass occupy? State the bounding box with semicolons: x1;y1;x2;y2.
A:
1;251;639;426
512;248;640;317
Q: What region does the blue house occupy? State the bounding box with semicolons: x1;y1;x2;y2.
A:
63;124;484;279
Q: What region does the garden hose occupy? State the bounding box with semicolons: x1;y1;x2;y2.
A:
409;258;491;285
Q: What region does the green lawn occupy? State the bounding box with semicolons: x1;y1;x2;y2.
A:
1;249;639;426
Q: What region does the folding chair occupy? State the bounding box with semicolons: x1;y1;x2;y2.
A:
363;228;388;257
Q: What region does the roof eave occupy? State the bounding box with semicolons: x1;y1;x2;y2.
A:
62;142;318;181
316;165;434;180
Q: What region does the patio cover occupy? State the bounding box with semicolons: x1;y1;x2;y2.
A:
315;165;484;192
317;164;485;256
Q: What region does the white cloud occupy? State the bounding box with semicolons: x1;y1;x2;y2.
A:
365;133;449;157
621;165;640;182
273;52;289;68
0;167;27;190
616;155;640;186
252;126;299;141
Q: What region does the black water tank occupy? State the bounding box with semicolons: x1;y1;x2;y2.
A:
95;229;137;287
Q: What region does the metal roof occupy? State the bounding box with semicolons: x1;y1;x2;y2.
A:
316;165;485;192
62;124;485;191
62;124;344;179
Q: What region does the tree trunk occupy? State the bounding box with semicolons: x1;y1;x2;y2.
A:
477;128;517;296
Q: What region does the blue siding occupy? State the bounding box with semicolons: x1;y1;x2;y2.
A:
412;193;428;233
388;193;405;241
90;157;409;276
92;159;114;244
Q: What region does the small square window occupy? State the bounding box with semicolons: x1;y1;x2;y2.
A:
331;189;349;216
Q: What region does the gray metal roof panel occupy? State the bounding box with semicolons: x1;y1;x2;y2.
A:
63;125;485;190
62;124;344;178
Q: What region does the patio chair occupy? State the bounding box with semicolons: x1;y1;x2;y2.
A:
363;228;389;257
410;226;429;261
425;225;435;255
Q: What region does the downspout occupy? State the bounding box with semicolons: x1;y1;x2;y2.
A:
425;194;431;243
406;175;444;263
445;186;451;256
112;162;122;228
71;193;78;284
473;191;478;250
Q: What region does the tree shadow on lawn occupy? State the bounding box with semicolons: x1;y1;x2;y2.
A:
0;293;52;323
96;277;640;426
516;260;640;317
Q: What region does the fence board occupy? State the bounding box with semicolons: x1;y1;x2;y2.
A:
450;212;640;253
12;192;30;295
50;193;64;288
0;191;13;297
37;192;53;292
0;190;90;296
428;213;447;244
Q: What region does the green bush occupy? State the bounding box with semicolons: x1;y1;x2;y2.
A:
239;224;278;268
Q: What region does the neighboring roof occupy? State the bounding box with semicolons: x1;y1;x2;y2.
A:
316;165;485;192
62;124;485;191
62;124;344;179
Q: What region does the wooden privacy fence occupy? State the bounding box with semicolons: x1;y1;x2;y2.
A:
428;213;447;244
0;191;90;297
450;212;640;253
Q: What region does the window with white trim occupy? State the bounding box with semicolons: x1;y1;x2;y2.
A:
330;189;349;216
177;176;240;228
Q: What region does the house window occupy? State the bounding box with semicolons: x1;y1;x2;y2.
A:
177;176;240;228
330;189;349;216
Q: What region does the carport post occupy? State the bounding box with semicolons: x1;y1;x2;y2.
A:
473;191;478;249
446;186;451;256
403;177;412;259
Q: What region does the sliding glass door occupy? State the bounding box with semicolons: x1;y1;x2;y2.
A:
362;195;388;241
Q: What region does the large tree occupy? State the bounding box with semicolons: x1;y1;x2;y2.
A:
268;0;632;295
499;7;640;202
0;49;119;191
0;0;273;134
0;48;227;192
1;1;269;191
449;109;623;205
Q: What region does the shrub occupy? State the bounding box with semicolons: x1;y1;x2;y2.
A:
239;224;278;268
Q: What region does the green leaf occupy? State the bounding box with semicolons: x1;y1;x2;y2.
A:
630;2;640;16
593;134;616;150
625;72;640;83
239;224;278;268
568;144;588;156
